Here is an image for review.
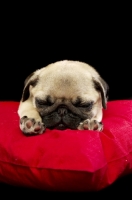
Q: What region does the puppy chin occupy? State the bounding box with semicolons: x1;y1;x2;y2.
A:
42;115;82;130
51;123;69;130
44;120;80;130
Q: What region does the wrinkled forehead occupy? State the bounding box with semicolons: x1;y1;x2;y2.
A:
30;64;100;101
31;78;99;104
38;68;93;89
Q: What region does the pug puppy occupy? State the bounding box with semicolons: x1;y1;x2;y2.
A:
18;60;109;135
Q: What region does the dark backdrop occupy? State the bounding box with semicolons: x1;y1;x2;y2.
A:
1;17;132;101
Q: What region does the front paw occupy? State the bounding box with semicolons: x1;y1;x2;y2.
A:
78;119;103;131
20;116;46;135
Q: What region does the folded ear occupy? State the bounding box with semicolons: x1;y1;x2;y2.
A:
93;77;109;109
21;72;39;102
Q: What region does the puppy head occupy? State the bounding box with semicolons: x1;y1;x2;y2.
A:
21;60;109;129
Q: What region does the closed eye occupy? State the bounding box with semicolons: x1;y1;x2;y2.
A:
35;98;53;107
73;99;94;109
79;102;93;108
78;101;94;108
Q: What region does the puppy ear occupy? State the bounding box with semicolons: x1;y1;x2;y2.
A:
21;72;39;102
93;77;109;109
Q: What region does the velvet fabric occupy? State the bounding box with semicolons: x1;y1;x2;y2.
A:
0;100;132;191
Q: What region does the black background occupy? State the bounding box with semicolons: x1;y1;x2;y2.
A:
1;7;132;102
0;4;132;196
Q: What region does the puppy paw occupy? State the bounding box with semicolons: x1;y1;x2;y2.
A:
78;119;103;131
20;116;45;135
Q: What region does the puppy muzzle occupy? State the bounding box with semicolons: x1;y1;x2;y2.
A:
42;105;82;130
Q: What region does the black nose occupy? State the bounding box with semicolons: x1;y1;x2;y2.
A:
57;107;68;116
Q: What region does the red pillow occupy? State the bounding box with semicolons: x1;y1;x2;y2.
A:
0;100;132;191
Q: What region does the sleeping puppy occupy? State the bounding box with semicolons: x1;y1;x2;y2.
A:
18;60;109;135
